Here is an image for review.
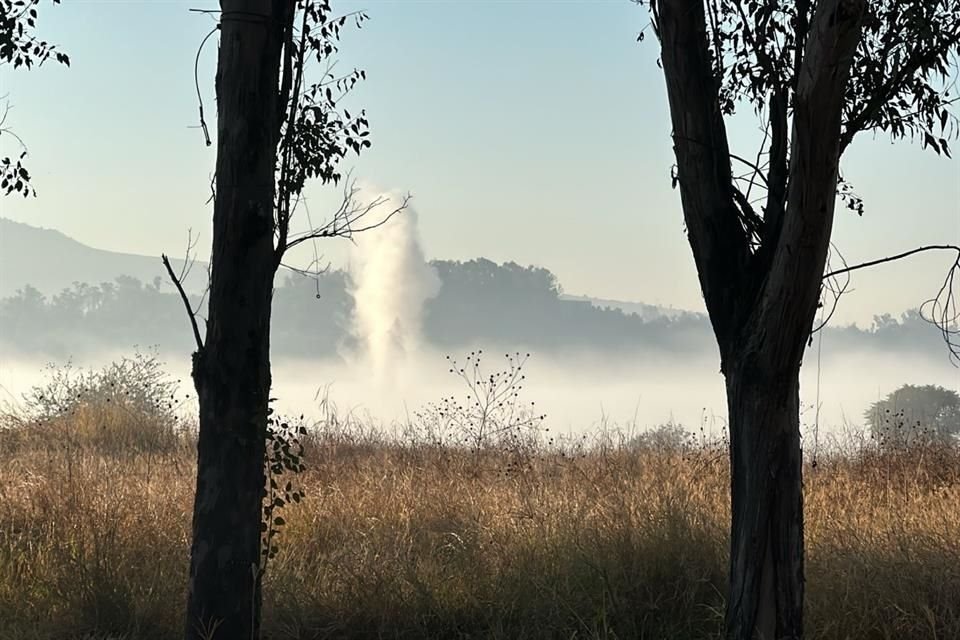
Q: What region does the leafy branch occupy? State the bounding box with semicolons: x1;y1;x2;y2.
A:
0;0;69;197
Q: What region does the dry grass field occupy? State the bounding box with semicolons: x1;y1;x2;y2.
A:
0;363;957;639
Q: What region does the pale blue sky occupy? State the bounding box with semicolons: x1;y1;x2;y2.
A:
1;0;958;325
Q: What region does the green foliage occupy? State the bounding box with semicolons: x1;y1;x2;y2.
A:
645;0;960;239
277;4;370;193
846;0;960;155
866;383;960;447
0;0;69;198
663;0;960;153
273;0;373;258
261;405;307;567
0;0;68;69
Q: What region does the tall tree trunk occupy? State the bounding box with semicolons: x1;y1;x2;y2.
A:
653;1;866;637
724;358;803;640
185;2;285;638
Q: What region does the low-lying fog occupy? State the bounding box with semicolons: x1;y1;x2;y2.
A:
2;345;957;442
2;195;957;441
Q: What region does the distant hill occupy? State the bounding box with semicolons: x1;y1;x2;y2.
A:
0;219;692;319
0;220;950;361
559;294;694;320
0;218;207;297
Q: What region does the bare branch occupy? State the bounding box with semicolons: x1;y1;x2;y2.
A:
162;253;204;352
177;229;200;284
921;254;960;364
762;88;789;249
282;179;411;253
729;153;771;187
811;243;852;335
822;244;960;279
821;244;960;363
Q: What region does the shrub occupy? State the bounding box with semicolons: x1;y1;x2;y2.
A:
4;349;189;455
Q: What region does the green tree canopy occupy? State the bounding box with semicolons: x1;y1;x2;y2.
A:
866;384;960;446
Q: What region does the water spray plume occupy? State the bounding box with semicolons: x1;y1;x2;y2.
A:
348;185;440;384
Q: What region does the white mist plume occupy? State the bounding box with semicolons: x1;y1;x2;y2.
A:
348;186;440;381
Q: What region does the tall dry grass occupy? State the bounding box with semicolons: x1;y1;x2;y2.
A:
0;386;957;639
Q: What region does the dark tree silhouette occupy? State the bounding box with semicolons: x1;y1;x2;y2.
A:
170;2;402;638
866;383;960;446
0;0;69;197
644;0;960;638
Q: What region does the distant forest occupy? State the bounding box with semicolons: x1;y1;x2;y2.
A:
0;258;948;360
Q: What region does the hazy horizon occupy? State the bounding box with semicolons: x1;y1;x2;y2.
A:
1;0;957;327
0;0;957;440
2;206;957;439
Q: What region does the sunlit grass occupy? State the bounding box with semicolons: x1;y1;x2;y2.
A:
0;392;957;639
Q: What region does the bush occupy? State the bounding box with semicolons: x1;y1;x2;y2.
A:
2;349;190;455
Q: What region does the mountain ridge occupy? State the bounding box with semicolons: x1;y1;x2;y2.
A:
0;218;685;319
0;218;207;297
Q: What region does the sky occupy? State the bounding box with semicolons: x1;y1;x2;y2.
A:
1;0;958;325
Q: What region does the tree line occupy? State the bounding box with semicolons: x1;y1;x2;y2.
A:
0;259;949;360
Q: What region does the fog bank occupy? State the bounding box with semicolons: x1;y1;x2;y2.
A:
3;344;956;443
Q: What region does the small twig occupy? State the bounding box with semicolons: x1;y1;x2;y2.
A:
745;120;771;201
811;243;852;335
282;184;410;251
822;244;960;280
728;153;771;187
821;244;960;364
162;254;204;351
178;229;200;283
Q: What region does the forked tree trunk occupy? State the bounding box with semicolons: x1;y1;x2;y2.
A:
185;2;286;638
724;358;803;640
653;0;866;637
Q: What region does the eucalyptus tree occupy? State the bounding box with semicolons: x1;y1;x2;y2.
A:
644;1;960;637
167;2;404;638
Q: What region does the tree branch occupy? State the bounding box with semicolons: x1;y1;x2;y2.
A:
654;0;752;347
751;0;866;369
193;25;218;147
274;5;309;265
162;253;204;351
282;179;410;253
821;244;960;364
762;88;789;249
822;244;960;279
840;2;960;153
811;243;852;335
